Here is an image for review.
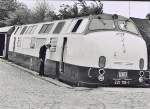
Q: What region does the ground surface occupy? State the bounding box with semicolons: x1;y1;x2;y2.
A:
0;59;150;109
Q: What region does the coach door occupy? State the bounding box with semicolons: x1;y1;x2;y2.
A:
59;37;67;74
0;34;6;57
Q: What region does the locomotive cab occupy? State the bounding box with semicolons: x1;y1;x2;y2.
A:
73;14;149;87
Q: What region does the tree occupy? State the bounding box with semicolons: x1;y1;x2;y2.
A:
58;0;103;19
0;0;103;26
59;4;70;19
90;0;103;15
78;0;89;16
146;13;150;20
31;0;57;23
6;2;32;25
0;0;18;26
78;0;103;16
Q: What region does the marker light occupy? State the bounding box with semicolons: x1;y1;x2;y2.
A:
139;71;144;77
99;56;106;68
139;58;144;70
99;69;105;75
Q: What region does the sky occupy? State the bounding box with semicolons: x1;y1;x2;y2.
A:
17;0;150;19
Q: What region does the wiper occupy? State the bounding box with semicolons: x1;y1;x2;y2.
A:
124;19;131;29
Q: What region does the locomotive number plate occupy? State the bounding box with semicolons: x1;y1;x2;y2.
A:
114;80;130;85
113;71;132;85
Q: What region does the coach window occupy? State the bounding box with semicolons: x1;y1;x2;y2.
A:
72;19;83;32
53;22;65;34
20;26;27;35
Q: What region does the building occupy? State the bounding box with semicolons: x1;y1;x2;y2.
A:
0;26;15;59
131;17;150;69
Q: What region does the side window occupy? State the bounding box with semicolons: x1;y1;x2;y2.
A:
72;19;83;32
30;25;37;34
14;27;19;35
53;22;65;34
39;23;54;34
39;24;48;34
28;26;34;34
25;26;33;34
20;26;27;35
45;24;54;33
16;26;22;35
25;25;38;34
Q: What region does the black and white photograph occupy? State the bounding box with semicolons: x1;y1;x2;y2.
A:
0;0;150;108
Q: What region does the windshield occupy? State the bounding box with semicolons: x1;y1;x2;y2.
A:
118;20;139;34
89;19;115;31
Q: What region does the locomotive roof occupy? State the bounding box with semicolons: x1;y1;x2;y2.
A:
9;13;130;36
16;13;129;27
90;13;128;20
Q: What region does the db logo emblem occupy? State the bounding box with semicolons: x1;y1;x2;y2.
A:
118;71;128;79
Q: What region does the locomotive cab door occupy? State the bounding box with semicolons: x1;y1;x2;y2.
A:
59;37;67;75
0;33;6;57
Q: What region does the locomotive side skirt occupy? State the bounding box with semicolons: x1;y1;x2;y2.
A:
60;63;150;87
8;51;150;87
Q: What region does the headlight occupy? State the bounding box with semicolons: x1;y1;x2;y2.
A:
139;58;144;70
99;69;105;75
99;56;106;68
139;71;144;77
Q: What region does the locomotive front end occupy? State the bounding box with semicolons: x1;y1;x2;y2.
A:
75;14;150;87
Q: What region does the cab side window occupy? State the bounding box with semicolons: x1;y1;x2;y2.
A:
72;19;83;32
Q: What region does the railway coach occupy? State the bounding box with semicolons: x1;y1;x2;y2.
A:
7;13;150;87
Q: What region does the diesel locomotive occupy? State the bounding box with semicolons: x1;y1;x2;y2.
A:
0;13;149;87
